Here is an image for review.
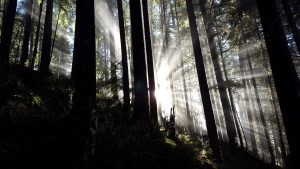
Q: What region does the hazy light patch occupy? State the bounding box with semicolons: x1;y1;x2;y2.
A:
152;30;209;135
50;62;72;76
94;0;121;60
237;72;268;80
49;27;74;76
156;58;172;114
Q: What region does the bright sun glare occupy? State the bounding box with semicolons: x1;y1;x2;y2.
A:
155;59;173;116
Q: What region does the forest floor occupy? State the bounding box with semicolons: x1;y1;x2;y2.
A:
0;66;281;169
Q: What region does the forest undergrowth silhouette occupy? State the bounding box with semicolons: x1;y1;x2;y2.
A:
0;66;282;169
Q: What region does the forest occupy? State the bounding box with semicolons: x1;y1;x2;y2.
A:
0;0;299;169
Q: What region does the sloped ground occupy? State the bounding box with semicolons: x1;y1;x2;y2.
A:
0;66;281;169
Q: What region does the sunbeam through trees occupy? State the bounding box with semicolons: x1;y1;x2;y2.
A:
0;0;299;169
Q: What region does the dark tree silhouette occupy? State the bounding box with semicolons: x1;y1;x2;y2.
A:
71;0;96;166
20;0;33;66
142;0;158;126
256;0;300;168
243;36;276;164
198;0;238;150
217;35;246;148
50;0;62;59
281;0;300;54
108;0;118;99
14;26;24;64
117;0;130;117
162;0;169;51
186;0;222;162
10;25;22;62
72;0;96;115
129;0;150;126
0;0;17;65
30;0;44;69
39;0;53;73
259;33;287;164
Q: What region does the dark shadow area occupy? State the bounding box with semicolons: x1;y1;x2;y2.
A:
0;66;282;169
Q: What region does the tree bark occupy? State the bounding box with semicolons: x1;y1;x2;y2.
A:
281;0;300;55
256;0;300;168
20;0;33;66
71;0;96;166
162;0;169;49
259;35;287;165
243;40;275;164
186;0;222;162
0;0;17;65
129;0;150;127
216;30;246;148
174;0;192;136
238;48;258;155
108;0;118;98
39;0;53;73
50;0;62;59
199;0;237;150
117;0;130;117
10;24;22;59
15;26;24;64
142;0;158;126
31;0;44;70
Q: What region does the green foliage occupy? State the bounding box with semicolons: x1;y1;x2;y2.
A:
32;95;42;106
178;134;192;144
0;66;72;120
164;137;177;147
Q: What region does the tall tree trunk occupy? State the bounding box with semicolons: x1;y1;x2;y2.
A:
216;31;246;148
256;0;300;168
39;0;53;73
0;0;17;65
238;50;258;155
186;0;222;162
199;0;237;150
117;0;130;117
162;0;169;50
15;29;24;64
95;30;109;81
243;39;275;164
50;0;62;59
71;0;96;166
29;28;33;59
174;0;192;136
129;0;150;127
10;24;22;59
142;0;158;126
31;0;44;70
240;12;275;161
20;0;33;66
172;0;196;136
265;72;287;166
281;0;300;55
124;18;133;89
156;0;163;69
108;0;118;98
260;37;287;165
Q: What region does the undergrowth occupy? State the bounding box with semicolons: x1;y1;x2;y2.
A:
0;66;281;169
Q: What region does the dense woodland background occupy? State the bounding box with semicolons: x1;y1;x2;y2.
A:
0;0;300;169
